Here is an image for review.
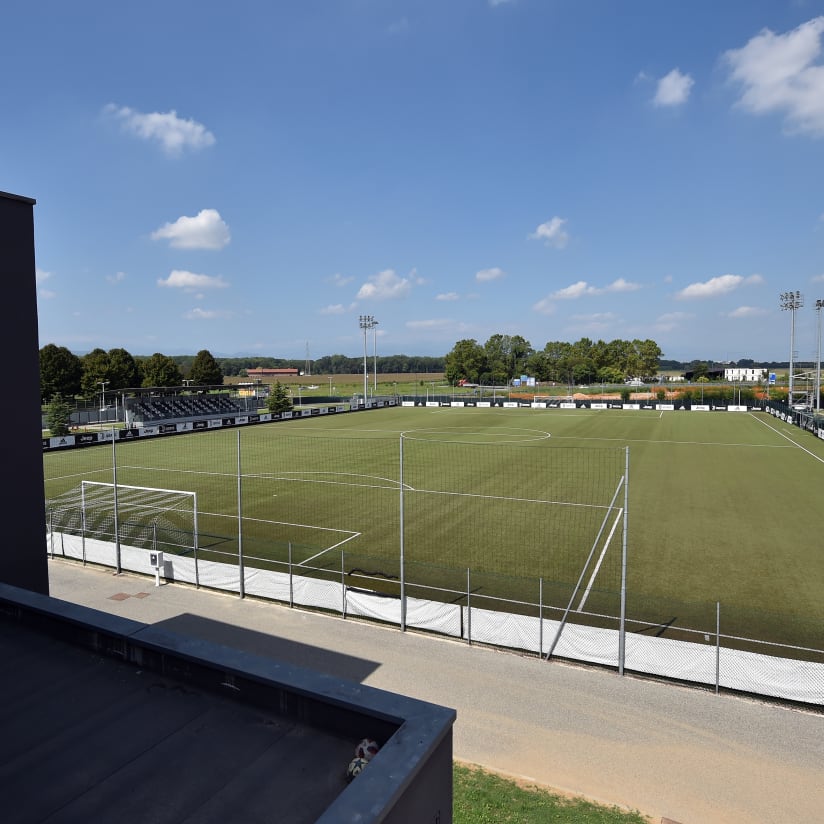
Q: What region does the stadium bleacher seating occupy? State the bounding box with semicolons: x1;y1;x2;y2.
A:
129;395;246;423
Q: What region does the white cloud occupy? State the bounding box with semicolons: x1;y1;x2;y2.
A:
157;270;229;290
184;307;233;320
38;288;56;300
436;292;460;301
103;103;216;155
319;303;354;315
529;217;569;248
36;268;51;283
151;209;230;250
106;271;127;284
654;311;693;331
724;16;824;137
532;297;557;315
552;280;600;299
728;306;768;318
676;273;755;299
406;318;454;329
653;68;694;107
812;273;824;283
329;273;354;287
356;268;421;300
606;278;641;292
475;267;506;282
489;0;515;6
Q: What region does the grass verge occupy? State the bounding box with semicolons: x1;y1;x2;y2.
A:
454;763;652;824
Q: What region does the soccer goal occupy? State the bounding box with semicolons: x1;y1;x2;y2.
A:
46;481;199;558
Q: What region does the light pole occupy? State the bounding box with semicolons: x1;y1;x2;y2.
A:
816;299;824;413
359;315;375;402
780;291;803;407
372;318;379;394
99;380;109;424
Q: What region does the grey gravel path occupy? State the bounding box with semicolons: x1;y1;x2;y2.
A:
47;558;824;824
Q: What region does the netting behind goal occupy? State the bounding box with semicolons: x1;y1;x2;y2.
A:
399;437;627;592
45;481;198;556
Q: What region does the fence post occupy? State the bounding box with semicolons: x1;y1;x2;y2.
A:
466;567;471;645
539;577;543;659
399;434;406;631
288;542;293;608
237;429;245;599
342;550;346;618
715;601;721;695
618;445;629;675
112;431;122;574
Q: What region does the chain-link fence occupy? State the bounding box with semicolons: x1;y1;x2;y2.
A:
43;426;824;707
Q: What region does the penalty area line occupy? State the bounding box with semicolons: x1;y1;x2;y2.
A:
576;508;623;613
300;532;362;567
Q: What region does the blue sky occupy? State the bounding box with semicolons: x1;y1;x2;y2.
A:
5;1;824;363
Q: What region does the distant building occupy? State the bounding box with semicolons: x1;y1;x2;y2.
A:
724;367;767;382
246;367;299;378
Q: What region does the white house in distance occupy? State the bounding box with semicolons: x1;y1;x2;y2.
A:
724;367;767;382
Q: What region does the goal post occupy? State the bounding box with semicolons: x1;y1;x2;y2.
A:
47;482;199;571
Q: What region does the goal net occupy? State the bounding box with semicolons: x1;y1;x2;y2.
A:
45;481;198;556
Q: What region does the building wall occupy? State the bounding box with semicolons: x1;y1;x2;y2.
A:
0;191;48;594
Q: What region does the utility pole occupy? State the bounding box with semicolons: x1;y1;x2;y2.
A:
816;299;823;414
780;291;804;408
359;316;375;402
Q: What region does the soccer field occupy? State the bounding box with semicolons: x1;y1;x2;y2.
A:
43;406;824;651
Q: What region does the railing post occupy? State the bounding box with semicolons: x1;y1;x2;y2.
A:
539;577;543;659
715;601;721;695
466;567;471;645
288;542;293;608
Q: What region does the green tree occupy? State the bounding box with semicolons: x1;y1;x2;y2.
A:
445;339;486;385
80;348;111;400
39;343;83;402
189;349;224;385
107;348;140;389
266;381;292;414
635;339;663;378
45;393;72;436
141;353;184;387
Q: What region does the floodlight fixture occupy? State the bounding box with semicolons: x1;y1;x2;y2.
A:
816;299;824;413
779;292;804;405
359;315;376;401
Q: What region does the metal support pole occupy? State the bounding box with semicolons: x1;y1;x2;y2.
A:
816;300;823;413
715;601;721;695
466;567;471;645
237;430;244;598
288;542;294;608
342;550;346;618
539;577;543;659
618;446;629;675
112;431;121;574
399;434;406;631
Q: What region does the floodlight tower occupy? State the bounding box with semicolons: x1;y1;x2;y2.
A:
359;315;375;401
372;317;379;393
816;299;824;413
780;291;804;407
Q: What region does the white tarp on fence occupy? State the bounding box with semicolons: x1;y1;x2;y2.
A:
47;532;824;706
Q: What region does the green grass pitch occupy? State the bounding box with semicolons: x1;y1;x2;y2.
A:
43;406;824;652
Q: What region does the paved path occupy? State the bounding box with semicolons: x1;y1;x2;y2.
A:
47;559;824;824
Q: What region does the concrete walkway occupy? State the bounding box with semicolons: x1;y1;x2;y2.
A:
47;558;824;824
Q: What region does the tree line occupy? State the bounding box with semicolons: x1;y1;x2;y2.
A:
444;335;663;386
39;344;448;403
39;345;225;403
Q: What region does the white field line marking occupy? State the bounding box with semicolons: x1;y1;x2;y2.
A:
749;412;824;465
411;487;611;510
200;509;362;567
576;508;623;612
200;510;359;535
300;533;363;566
